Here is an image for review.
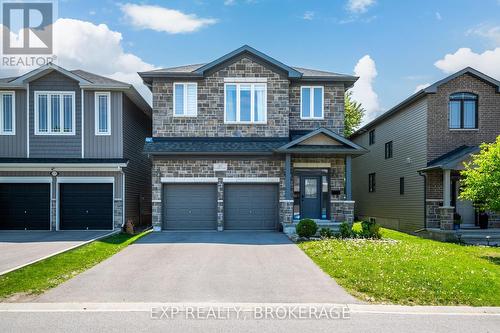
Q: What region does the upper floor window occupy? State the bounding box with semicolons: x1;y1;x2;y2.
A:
400;177;405;195
174;83;197;117
369;129;375;145
0;91;15;135
95;92;111;135
449;93;478;129
385;141;393;159
369;173;376;193
300;86;323;119
225;83;267;123
35;92;75;135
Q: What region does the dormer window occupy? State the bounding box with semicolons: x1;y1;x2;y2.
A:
449;93;478;129
300;86;324;119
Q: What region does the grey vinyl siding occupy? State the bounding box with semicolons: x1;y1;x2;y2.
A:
29;71;81;158
0;90;26;157
351;97;428;233
83;91;123;158
122;95;152;226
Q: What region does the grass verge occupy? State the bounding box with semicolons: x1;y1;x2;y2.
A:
299;227;500;306
0;231;149;301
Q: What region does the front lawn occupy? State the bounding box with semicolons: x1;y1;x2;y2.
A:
299;227;500;306
0;231;148;301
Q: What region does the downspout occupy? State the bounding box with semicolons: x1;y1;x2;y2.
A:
417;171;427;231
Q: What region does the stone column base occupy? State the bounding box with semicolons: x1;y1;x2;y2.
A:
280;200;293;229
438;206;454;230
426;200;442;229
331;200;355;223
488;211;500;228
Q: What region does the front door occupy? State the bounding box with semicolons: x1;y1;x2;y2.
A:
300;176;322;219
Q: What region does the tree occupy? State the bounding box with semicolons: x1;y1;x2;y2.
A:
459;135;500;212
344;91;365;137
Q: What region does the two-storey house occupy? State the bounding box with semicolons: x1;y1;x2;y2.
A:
0;63;152;231
140;45;366;233
350;68;500;241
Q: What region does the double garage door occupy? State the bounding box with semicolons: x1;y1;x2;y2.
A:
0;182;113;231
163;183;278;231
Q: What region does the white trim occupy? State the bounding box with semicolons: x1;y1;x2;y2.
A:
279;199;294;203
161;177;218;183
293;162;331;168
224;77;267;83
222;177;280;183
300;86;324;120
330;200;355;203
0;91;16;135
426;199;444;202
173;82;198;117
0;177;53;231
34;91;76;135
152;199;161;203
224;82;267;124
26;83;29;157
81;89;84;158
94;91;111;135
56;177;115;231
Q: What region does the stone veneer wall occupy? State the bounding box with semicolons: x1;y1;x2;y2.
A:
152;55;290;138
426;200;442;228
151;157;286;230
331;201;354;223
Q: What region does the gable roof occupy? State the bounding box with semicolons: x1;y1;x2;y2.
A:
138;45;358;87
276;127;367;154
0;63;151;116
350;67;500;138
419;145;480;171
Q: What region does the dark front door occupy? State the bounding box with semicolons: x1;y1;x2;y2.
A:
300;176;322;219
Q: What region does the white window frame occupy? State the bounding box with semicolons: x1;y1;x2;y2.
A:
94;92;111;136
224;82;267;124
0;91;15;135
34;91;76;135
300;86;324;120
173;82;198;117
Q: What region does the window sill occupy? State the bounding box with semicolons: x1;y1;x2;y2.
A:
0;132;15;136
173;114;198;118
300;117;324;120
34;132;76;136
95;133;111;136
224;121;268;125
448;128;479;131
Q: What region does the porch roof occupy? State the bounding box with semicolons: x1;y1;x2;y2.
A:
419;145;480;171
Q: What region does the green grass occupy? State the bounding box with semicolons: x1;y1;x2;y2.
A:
299;227;500;306
0;231;148;301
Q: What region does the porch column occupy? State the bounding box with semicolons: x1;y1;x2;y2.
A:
345;155;352;200
443;169;451;207
285;153;292;200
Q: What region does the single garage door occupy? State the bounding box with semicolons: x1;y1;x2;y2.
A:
0;183;50;230
163;184;217;230
59;183;113;230
224;184;278;230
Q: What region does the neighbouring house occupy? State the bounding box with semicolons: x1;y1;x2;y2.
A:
350;67;500;240
0;63;152;231
139;45;366;233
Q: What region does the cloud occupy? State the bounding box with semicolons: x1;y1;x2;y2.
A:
467;25;500;46
224;0;236;5
52;18;155;102
434;47;500;79
346;0;375;14
435;12;442;20
350;55;381;124
121;3;217;34
414;83;430;93
303;11;314;20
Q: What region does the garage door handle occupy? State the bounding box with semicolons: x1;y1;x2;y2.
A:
24;210;27;214
85;210;89;214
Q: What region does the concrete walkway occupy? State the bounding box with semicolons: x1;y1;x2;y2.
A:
35;232;359;304
0;231;114;275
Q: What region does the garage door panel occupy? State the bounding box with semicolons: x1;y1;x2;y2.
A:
224;184;278;230
0;183;51;230
60;183;113;230
163;184;217;230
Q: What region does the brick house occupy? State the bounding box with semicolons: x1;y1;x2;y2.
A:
139;45;366;233
350;68;500;240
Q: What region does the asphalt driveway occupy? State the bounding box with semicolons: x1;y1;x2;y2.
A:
36;232;359;303
0;231;113;275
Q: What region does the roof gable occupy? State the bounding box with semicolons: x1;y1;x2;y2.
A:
10;63;92;85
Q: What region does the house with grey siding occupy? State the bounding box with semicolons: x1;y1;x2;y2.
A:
139;45;367;233
350;67;500;239
0;63;152;231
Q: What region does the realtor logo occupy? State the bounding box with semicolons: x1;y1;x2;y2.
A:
2;1;54;55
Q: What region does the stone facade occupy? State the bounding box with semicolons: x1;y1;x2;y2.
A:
426;200;442;228
437;206;454;230
331;200;354;223
427;73;500;163
152;54;290;138
289;82;345;135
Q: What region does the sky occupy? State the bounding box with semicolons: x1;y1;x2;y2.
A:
2;0;500;124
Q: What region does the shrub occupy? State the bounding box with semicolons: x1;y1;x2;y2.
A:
339;222;353;239
359;220;382;239
319;227;334;239
296;219;318;238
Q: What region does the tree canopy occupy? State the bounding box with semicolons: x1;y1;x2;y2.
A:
344;91;365;137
